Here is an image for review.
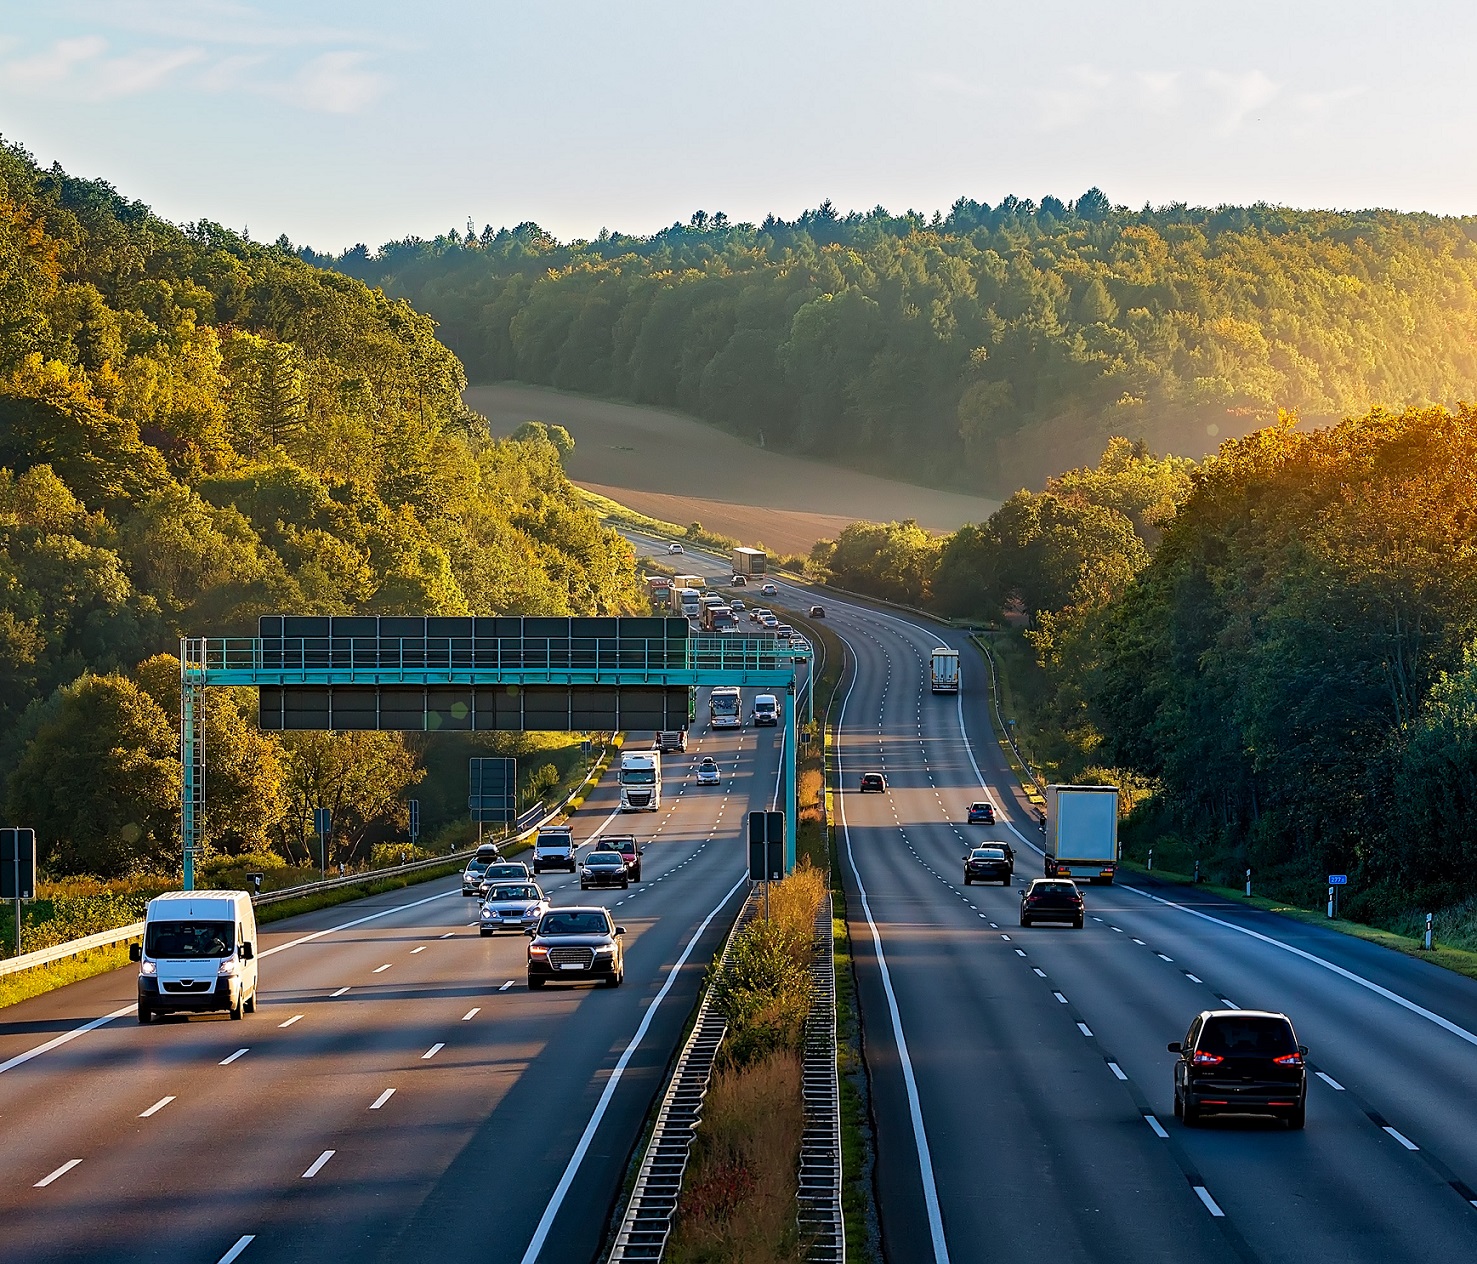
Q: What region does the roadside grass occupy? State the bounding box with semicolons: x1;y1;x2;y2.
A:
0;945;134;1010
578;487;742;553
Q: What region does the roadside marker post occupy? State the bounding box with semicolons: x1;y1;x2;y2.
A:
1328;874;1347;919
1245;868;1252;898
1425;913;1434;951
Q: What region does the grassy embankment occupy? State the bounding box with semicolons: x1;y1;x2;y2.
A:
970;633;1477;983
664;608;876;1263
583;488;810;572
0;741;621;1011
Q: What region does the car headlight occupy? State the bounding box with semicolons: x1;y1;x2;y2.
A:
594;944;615;955
217;958;239;976
529;945;548;957
526;906;541;916
140;960;157;975
581;867;593;876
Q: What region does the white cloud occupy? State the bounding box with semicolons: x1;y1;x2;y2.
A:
73;0;362;49
94;46;206;97
274;51;387;115
4;35;105;88
1205;69;1281;134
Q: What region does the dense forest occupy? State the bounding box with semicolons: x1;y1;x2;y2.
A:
810;412;1477;923
0;137;640;879
308;194;1477;491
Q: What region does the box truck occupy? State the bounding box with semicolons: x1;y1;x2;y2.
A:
930;648;960;693
1045;784;1120;883
732;547;767;577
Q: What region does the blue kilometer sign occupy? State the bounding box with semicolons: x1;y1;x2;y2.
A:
1328;874;1348;885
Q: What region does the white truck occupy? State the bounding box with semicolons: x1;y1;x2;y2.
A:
619;749;662;811
1045;784;1120;884
930;647;960;694
732;547;767;578
671;587;702;620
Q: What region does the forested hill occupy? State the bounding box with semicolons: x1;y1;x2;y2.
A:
0;137;639;877
308;194;1477;492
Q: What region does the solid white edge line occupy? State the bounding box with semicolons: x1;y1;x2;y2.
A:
34;1158;82;1187
517;870;748;1264
0;1004;135;1076
1122;884;1477;1050
370;1088;395;1110
217;1235;255;1264
1193;1185;1226;1217
834;627;951;1264
301;1150;335;1179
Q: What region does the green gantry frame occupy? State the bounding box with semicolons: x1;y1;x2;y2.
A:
178;624;809;890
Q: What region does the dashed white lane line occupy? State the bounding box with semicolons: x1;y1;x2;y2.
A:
34;1159;82;1187
301;1150;335;1179
373;964;392;974
1384;1126;1419;1151
278;1014;303;1029
1185;974;1202;984
217;1235;255;1264
462;1008;480;1021
331;987;350;997
1156;953;1174;963
1221;998;1239;1009
1053;992;1069;1005
369;1089;395;1110
220;1048;248;1065
422;1043;445;1060
411;946;426;955
1193;1186;1226;1217
1132;938;1146;945
1108;1061;1128;1081
1014;949;1027;957
1076;1022;1093;1037
1110;926;1123;933
1145;1114;1169;1139
139;1095;175;1118
1032;968;1047;978
1315;1070;1344;1091
440;932;455;939
500;980;515;991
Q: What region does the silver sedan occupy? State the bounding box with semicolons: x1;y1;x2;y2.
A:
480;883;550;936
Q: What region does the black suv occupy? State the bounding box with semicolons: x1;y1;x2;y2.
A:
1169;1010;1308;1128
1019;879;1084;928
527;908;625;988
964;846;1012;885
579;849;629;890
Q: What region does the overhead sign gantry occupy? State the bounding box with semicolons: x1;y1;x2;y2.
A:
178;616;808;889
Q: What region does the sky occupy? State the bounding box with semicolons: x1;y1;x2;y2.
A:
2;0;1476;253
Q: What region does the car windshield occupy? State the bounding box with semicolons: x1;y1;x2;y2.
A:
488;885;538;900
622;769;656;784
971;803;990;813
145;920;234;959
1199;1017;1297;1056
973;849;1005;860
588;851;623;864
485;865;525;879
864;775;882;784
1033;883;1077;896
539;911;612;936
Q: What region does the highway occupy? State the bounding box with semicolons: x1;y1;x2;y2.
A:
641;534;1477;1262
0;703;784;1264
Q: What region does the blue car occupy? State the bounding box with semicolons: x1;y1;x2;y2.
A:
967;801;996;825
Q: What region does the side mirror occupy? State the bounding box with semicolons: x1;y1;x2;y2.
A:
614;927;626;936
1298;1045;1308;1055
239;943;254;961
1167;1042;1182;1053
129;943;142;962
524;928;536;937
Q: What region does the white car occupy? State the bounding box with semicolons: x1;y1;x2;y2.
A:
695;757;721;786
480;882;550;936
668;543;685;554
760;583;778;596
761;615;779;628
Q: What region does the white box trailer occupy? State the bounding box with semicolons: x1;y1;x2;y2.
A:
732;547;767;577
930;648;960;693
1045;784;1120;884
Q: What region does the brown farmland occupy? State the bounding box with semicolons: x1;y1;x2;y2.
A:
466;383;1000;555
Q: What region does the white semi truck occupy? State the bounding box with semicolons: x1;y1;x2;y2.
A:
1045;784;1120;883
670;587;702;620
930;647;960;693
619;749;662;811
732;547;767;577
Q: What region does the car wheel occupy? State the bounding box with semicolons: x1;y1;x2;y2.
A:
1182;1097;1201;1126
1287;1099;1306;1130
1073;917;1084;929
480;928;492;937
621;879;629;889
137;1001;152;1025
1019;916;1030;928
963;874;971;885
245;991;257;1014
633;868;641;882
229;993;244;1020
1173;1087;1183;1120
1001;877;1010;886
527;975;545;989
606;969;623;988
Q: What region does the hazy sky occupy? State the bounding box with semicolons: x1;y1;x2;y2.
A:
3;0;1475;252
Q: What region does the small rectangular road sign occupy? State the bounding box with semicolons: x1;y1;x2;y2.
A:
1328;874;1348;885
1;828;36;900
748;811;785;882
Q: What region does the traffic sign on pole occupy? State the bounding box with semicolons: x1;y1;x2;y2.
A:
747;811;785;882
2;827;36;958
408;799;420;843
469;758;517;824
1328;874;1348;885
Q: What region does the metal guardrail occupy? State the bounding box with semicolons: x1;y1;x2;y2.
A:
607;890;761;1262
0;920;147;980
798;892;843;1261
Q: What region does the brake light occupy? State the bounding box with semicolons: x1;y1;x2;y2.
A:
1272;1053;1303;1066
1192;1051;1224;1066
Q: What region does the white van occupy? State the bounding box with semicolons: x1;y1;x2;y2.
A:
131;890;259;1023
752;694;779;726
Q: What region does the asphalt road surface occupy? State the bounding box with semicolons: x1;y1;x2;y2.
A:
630;532;1477;1263
0;704;781;1264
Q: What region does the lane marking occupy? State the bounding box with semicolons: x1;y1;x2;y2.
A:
1076;1022;1093;1037
1220;998;1239;1009
278;1015;303;1028
35;1159;81;1187
1124;884;1477;1051
1156;953;1174;962
500;980;515;991
220;1048;249;1065
1193;1185;1225;1217
1185;974;1202;984
1014;949;1027;958
1107;1061;1128;1081
518;870;748;1264
1316;1070;1344;1091
139;1095;175;1118
1053;992;1069;1004
440;932;455;939
462;1008;481;1021
1032;967;1047;978
422;1043;444;1060
301;1150;335;1178
833;631;951;1264
411;946;426;955
218;1236;255;1264
373;964;392;974
1132;938;1146;945
369;1089;395;1110
1384;1126;1419;1151
0;1004;135;1077
331;987;350;997
1145;1114;1169;1139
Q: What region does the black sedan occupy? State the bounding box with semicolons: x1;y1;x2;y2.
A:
1170;1010;1307;1128
963;846;1012;885
526;908;626;988
1019;878;1084;928
859;772;888;793
579;848;629;890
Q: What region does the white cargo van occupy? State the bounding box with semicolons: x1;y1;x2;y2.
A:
131;890;258;1023
752;694;779;726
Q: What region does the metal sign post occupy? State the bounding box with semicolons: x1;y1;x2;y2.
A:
408;799;420;845
748;811;785;919
2;828;37;957
313;807;331;881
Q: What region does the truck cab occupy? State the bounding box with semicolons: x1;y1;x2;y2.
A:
620;750;662;811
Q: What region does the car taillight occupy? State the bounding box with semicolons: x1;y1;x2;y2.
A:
1272;1053;1303;1066
1192;1051;1224;1066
